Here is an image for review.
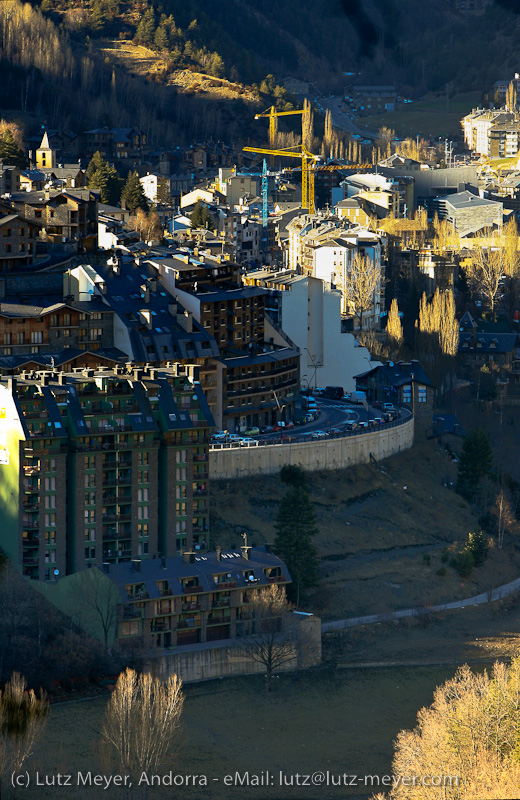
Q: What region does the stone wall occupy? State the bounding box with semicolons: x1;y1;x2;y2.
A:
148;614;322;684
209;417;414;479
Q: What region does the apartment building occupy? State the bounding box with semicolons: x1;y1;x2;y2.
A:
461;109;517;155
11;189;99;251
147;249;300;430
0;363;212;582
108;545;290;650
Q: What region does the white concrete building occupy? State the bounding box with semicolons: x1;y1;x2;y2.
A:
248;270;379;391
313;227;384;330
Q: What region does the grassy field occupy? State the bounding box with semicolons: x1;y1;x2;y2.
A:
26;665;462;800
210;437;520;621
356;91;481;140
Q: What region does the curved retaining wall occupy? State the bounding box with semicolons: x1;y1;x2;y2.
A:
209;417;414;479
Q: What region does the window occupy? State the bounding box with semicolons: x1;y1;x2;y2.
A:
121;620;140;636
137;487;149;502
418;387;427;403
35;210;42;219
137;505;149;520
17;332;24;345
31;331;43;344
3;334;11;345
138;523;149;537
138;452;149;466
44;513;56;527
63;313;71;326
2;228;11;238
44;494;56;509
45;477;56;491
30;346;38;354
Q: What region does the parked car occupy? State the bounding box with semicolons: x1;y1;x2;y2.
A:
211;431;228;441
382;403;396;414
239;437;259;446
345;421;360;431
313;387;326;396
244;426;260;436
311;431;328;439
259;425;274;434
227;434;242;443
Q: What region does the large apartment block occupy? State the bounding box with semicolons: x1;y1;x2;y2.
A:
0;363;213;582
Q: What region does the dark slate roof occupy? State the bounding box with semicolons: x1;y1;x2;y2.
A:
91;261;220;363
354;360;434;388
458;332;519;354
0;348;126;371
433;414;466;437
103;546;291;602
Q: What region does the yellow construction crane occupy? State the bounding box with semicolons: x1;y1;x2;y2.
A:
254;106;310;164
243;144;319;212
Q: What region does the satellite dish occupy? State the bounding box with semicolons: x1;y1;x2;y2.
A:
53;569;60;576
388;361;394;367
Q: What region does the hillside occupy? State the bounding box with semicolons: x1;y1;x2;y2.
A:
1;0;519;147
210;437;520;622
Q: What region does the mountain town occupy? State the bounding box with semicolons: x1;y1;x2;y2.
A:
2;0;520;798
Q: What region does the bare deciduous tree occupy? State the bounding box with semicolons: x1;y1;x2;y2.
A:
131;209;163;242
239;585;295;691
463;246;505;318
386;298;403;349
493;488;515;550
102;668;184;783
375;659;520;800
74;568;119;651
343;254;381;332
0;673;48;800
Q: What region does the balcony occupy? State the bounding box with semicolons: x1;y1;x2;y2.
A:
193;454;207;463
22;536;39;546
215;581;236;590
122;605;144;620
22;556;39;566
207;615;229;625
22;518;39;530
267;575;285;583
182;602;200;611
22;503;39;513
193;526;209;534
23;466;40;476
182;585;203;594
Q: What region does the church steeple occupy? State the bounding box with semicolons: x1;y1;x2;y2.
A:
36;131;56;169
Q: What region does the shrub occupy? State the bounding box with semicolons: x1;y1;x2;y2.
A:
450;549;475;578
436;567;447;577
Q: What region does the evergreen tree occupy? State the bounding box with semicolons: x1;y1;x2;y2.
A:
209;53;225;78
85;151;105;184
274;486;319;604
154;24;169;50
155;177;173;206
86;151;122;206
121;171;148;213
466;529;489;568
90;0;105;34
0;130;27;169
190;200;214;231
456;429;493;503
135;7;156;46
280;464;306;489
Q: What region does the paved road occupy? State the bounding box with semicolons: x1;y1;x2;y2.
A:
320;96;379;141
322;575;520;633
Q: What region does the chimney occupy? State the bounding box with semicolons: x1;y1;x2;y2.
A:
241;545;251;561
183;551;196;564
131;559;141;572
177;309;193;333
168;302;177;318
216;546;222;561
264;543;272;554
